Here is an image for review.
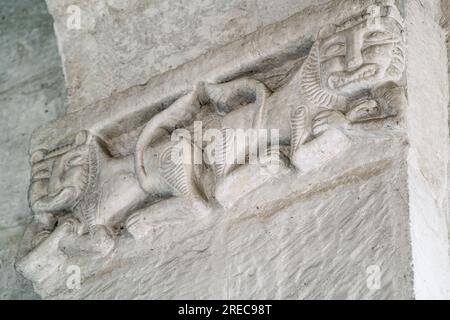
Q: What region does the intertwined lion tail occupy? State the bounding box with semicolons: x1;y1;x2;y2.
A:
135;91;201;193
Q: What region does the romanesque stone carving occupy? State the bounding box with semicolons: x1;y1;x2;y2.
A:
22;131;139;257
17;0;407;283
134;0;406;207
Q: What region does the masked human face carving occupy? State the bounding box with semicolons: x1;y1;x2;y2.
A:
319;16;405;98
29;140;90;214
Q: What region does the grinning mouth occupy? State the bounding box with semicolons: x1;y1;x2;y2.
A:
32;187;78;213
328;64;378;90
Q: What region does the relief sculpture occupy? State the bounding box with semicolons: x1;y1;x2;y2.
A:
16;0;407;282
133;0;406;208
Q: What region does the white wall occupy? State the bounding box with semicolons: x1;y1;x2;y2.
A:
0;0;66;299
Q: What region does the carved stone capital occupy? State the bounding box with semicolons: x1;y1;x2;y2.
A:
16;0;450;299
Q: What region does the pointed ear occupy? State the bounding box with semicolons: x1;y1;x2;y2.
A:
74;130;89;146
30;149;47;164
318;24;337;40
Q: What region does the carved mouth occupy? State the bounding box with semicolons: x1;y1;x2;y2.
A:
32;187;78;212
328;65;378;90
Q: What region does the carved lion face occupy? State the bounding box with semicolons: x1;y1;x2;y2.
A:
319;17;405;97
29;145;89;213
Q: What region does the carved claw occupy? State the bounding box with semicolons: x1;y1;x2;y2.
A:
346;84;405;123
312;110;349;137
31;230;52;248
346;100;382;123
373;84;405;118
16;218;78;282
59;224;115;258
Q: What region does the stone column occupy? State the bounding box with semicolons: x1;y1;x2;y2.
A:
405;0;450;299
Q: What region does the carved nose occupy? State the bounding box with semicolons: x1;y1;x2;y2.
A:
347;57;362;70
345;34;364;71
346;49;364;71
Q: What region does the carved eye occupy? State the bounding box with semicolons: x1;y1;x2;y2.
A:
323;43;345;58
365;31;393;43
32;161;52;180
32;169;51;180
66;155;85;167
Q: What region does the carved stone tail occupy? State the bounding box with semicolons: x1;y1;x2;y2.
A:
135;92;201;194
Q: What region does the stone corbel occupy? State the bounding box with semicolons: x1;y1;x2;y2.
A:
17;0;410;293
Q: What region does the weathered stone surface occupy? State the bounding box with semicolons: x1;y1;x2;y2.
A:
6;0;450;300
28;128;415;299
0;0;66;299
406;0;450;298
46;0;331;112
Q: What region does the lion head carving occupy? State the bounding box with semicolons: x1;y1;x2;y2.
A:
317;1;405;98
